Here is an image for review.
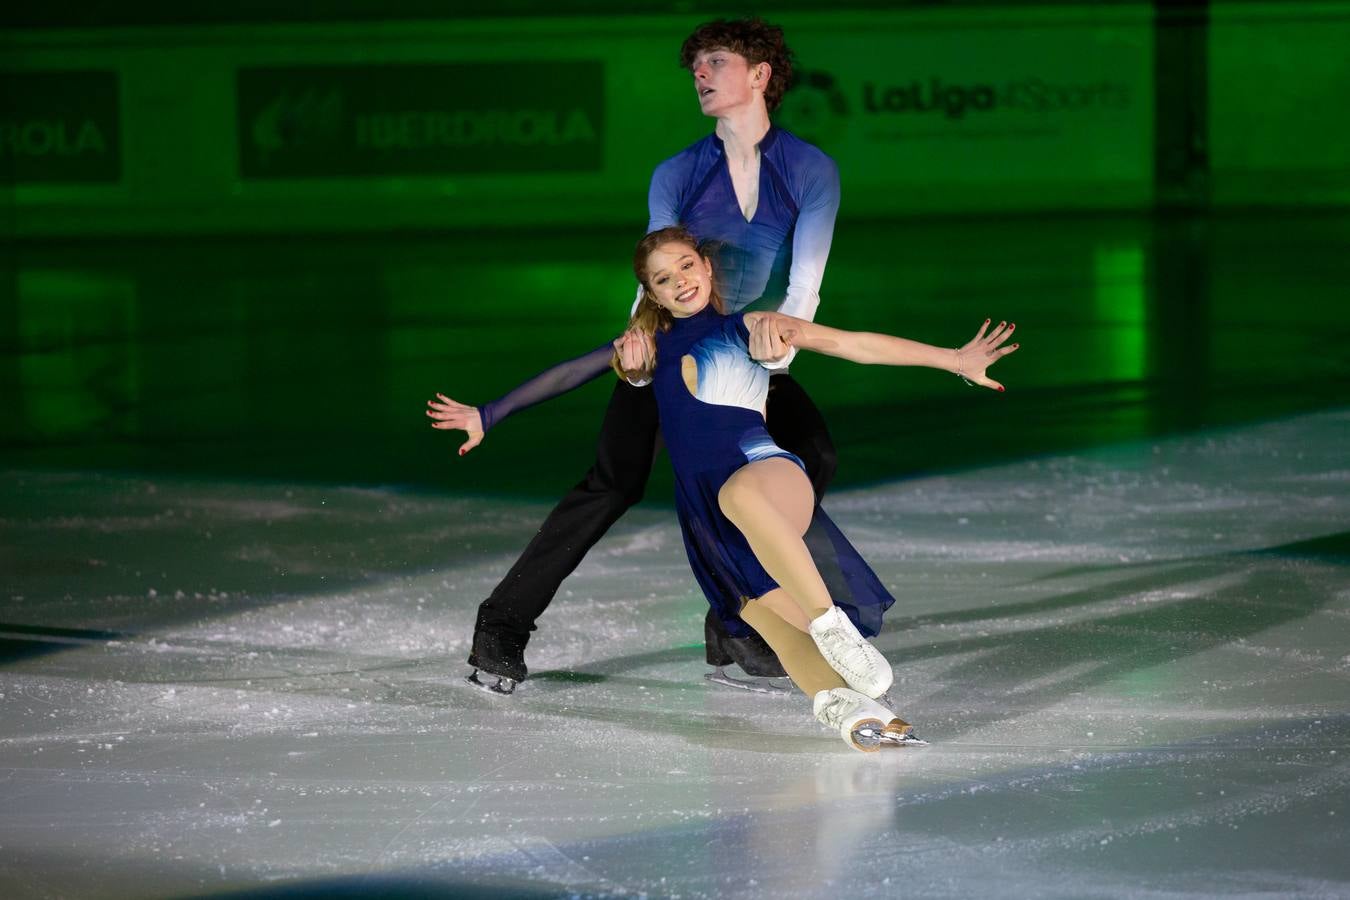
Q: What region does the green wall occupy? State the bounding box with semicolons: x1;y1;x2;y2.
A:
1208;2;1350;206
7;3;1349;236
3;6;1159;235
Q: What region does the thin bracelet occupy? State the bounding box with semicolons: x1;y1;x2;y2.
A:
954;349;976;387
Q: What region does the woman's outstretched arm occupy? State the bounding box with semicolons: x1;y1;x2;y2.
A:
745;312;1019;392
426;340;616;455
427;326;658;456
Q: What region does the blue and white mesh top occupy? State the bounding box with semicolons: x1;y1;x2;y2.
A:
477;126;839;431
646;124;840;320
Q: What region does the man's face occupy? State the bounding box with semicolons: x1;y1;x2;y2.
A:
690;48;764;116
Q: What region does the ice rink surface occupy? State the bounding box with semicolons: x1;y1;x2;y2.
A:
2;409;1348;899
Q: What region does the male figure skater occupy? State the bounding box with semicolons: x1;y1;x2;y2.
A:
445;18;842;694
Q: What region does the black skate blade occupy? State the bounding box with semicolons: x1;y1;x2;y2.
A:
467;669;517;696
704;666;793;695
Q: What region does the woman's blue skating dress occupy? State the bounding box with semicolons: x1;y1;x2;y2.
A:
653;307;895;639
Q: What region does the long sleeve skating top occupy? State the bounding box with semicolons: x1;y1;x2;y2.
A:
477;126;840;431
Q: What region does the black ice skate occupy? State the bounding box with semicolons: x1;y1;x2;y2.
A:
466;668;518;695
466;608;528;696
703;609;792;695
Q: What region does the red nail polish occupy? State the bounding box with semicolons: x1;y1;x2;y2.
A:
997;386;1005;392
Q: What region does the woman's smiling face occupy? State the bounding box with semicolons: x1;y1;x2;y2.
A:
643;241;714;318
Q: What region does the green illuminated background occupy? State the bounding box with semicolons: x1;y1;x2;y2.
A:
3;1;1348;498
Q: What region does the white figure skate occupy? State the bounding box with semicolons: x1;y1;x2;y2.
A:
813;687;926;752
807;606;893;698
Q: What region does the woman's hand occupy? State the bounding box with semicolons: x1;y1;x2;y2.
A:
426;393;485;456
613;328;655;377
954;319;1019;392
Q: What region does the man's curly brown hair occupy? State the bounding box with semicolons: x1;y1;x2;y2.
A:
679;18;796;113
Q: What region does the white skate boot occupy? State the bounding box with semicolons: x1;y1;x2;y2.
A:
813;687;926;752
807;606;893;698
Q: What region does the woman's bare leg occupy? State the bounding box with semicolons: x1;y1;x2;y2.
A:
741;595;912;738
718;457;833;621
751;587;812;634
740;593;844;697
721;457;894;699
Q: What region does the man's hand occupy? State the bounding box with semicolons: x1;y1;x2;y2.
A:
749;313;793;364
426;393;485;456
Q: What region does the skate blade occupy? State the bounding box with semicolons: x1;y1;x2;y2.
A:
852;724;928;750
704;667;793;695
466;669;518;696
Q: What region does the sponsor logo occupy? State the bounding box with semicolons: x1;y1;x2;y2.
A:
1;70;120;183
251;89;344;163
0;119;109;158
249;91;597;157
777;68;1129;148
238;63;603;177
354;108;596;150
776;70;850;147
863;77;1130;119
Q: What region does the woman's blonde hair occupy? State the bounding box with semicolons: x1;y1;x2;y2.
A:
611;226;725;381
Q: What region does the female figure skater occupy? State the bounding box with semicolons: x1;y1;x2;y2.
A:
433;226;1018;750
